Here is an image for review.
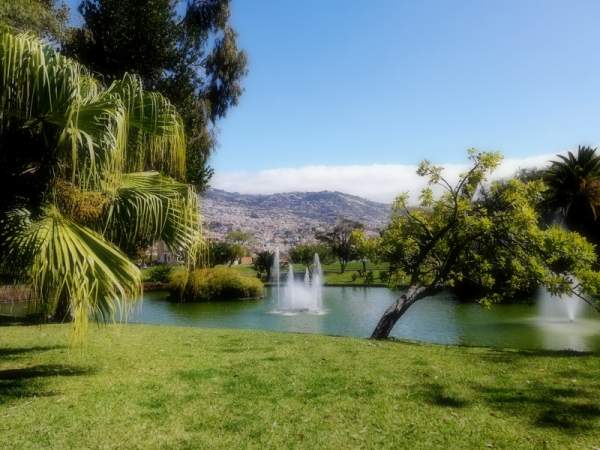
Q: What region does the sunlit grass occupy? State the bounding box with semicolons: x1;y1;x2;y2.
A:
1;324;599;448
321;261;390;285
227;262;391;286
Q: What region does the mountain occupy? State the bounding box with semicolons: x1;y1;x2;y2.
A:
201;189;391;250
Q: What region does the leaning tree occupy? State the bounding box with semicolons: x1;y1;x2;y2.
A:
0;32;204;340
372;150;600;339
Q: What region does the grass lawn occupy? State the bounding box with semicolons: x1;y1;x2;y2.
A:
321;261;390;286
230;261;391;286
142;262;392;287
223;263;259;278
1;325;599;449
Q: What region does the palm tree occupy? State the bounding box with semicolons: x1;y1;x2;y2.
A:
544;146;600;235
0;31;204;339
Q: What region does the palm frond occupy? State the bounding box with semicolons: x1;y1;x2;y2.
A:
0;206;141;341
0;31;126;192
544;146;600;216
107;75;186;180
0;32;203;340
104;171;205;264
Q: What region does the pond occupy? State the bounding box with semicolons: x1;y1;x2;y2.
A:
128;287;600;352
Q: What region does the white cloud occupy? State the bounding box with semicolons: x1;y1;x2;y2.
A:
211;153;557;203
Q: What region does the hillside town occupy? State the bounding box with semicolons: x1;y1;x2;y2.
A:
201;189;390;251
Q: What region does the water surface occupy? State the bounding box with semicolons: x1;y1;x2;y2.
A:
128;287;600;352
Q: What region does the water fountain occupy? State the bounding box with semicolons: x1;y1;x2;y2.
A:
534;286;600;350
271;250;324;314
272;248;280;308
537;287;585;322
537;217;586;323
311;253;323;311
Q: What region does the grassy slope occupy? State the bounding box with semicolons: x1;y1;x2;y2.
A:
1;325;599;449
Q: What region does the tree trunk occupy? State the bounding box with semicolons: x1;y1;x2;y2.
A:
340;261;346;273
370;285;427;339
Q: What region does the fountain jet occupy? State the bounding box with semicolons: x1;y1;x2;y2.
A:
272;248;281;309
272;250;324;314
537;286;585;322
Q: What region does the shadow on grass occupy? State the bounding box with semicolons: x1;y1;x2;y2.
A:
473;347;600;433
412;346;600;432
420;383;470;408
475;383;600;432
0;315;47;326
0;364;95;403
0;345;66;360
477;348;595;365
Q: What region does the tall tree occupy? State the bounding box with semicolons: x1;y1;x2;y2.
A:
0;0;68;44
316;219;363;273
253;250;274;281
208;240;245;267
226;230;253;246
288;243;331;274
0;32;203;339
351;229;381;274
67;0;247;191
372;150;600;339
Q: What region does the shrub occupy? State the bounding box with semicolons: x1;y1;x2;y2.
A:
169;267;264;302
142;264;175;283
169;267;189;294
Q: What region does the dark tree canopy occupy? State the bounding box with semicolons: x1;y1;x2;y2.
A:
0;0;68;44
68;0;177;88
288;243;332;273
208;240;245;267
543;146;600;242
253;250;274;281
67;0;247;190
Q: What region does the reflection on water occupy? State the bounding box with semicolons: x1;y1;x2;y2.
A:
127;287;600;352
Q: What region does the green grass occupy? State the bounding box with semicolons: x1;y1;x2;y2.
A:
1;325;599;448
321;261;389;273
143;262;391;286
321;261;390;286
230;262;391;286
222;263;260;278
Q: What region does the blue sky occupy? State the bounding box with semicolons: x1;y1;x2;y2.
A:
66;0;600;200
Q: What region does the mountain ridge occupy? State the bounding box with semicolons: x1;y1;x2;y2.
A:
201;189;391;250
